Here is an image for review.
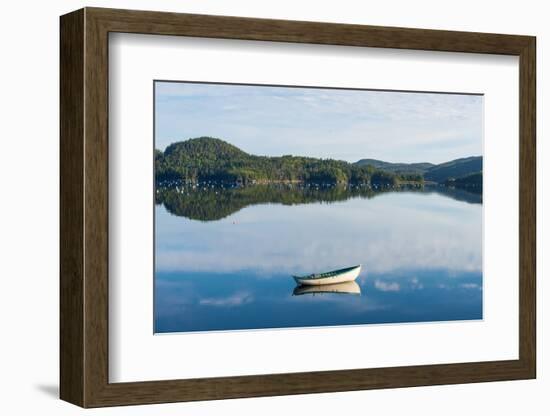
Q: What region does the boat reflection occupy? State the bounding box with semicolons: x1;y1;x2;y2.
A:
292;281;361;296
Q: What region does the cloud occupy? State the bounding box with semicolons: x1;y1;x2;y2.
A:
374;280;401;292
154;81;483;163
460;283;481;290
410;277;424;290
198;291;253;306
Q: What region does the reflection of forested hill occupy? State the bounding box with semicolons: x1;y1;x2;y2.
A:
444;172;482;191
156;184;379;221
422;185;482;204
156;184;481;222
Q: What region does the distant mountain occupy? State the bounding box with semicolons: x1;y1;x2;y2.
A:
423;156;482;183
354;156;482;184
354;159;435;174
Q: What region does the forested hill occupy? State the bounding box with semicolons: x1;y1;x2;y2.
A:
423;156;482;183
155;137;422;186
155;137;481;187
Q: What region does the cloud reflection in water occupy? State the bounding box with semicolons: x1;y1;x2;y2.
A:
156;190;482;276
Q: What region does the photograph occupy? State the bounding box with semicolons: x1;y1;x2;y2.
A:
153;81;484;333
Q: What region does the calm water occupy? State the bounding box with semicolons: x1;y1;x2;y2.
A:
154;185;482;333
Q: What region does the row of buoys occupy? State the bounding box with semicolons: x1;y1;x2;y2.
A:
157;181;423;192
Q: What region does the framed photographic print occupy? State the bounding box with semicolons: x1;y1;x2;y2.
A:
60;7;536;408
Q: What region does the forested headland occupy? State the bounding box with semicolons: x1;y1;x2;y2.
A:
155;137;482;190
155;137;423;187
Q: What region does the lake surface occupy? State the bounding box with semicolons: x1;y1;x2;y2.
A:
154;185;482;333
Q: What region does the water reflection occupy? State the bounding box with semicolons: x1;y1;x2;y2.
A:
156;189;482;275
293;281;362;296
154;185;483;333
155;183;481;222
154;268;482;333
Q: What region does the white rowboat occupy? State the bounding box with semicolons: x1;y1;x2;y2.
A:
293;265;361;286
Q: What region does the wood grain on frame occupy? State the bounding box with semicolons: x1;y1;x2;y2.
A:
60;8;85;406
60;7;536;407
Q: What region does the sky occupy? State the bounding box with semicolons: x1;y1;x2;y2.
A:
155;81;483;164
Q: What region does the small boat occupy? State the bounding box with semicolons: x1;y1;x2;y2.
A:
293;265;361;286
293;281;361;296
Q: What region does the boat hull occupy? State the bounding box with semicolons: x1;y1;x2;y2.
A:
293;265;361;286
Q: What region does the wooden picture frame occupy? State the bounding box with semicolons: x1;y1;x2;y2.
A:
60;7;536;408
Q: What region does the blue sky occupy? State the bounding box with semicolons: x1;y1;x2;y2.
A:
155;81;483;164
